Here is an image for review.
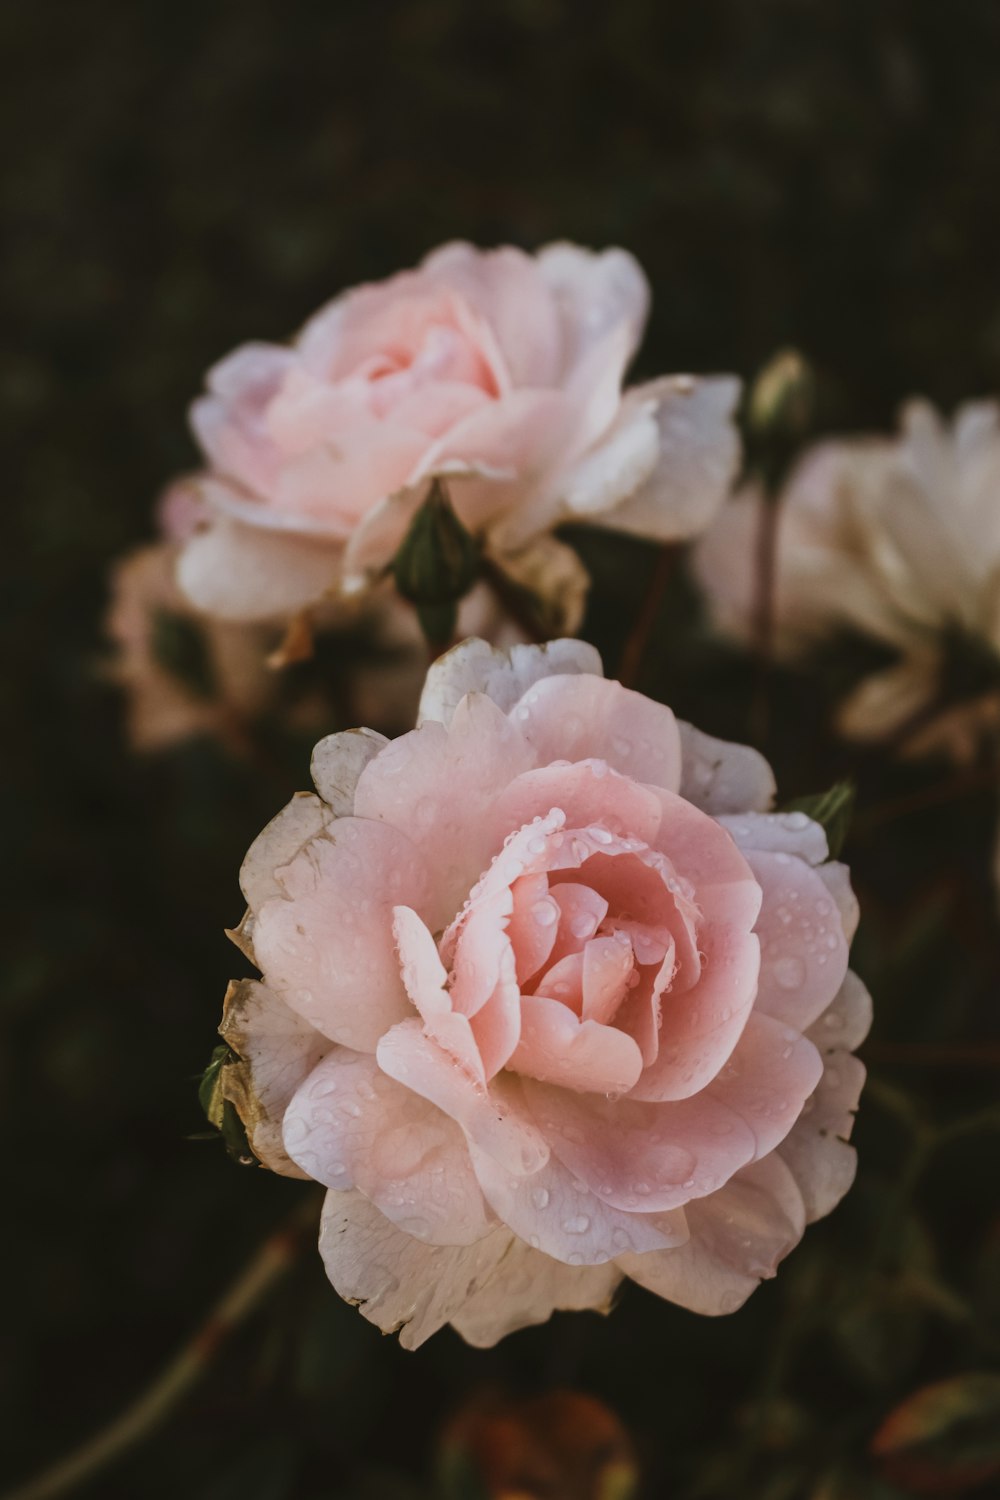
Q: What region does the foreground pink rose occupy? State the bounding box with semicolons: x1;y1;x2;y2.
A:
219;638;869;1347
176;242;740;626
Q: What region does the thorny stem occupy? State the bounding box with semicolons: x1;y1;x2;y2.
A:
617;543;678;689
2;1195;321;1500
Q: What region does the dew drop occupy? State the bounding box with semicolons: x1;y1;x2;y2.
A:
531;1187;550;1210
533;899;558;928
563;1215;591;1234
774;955;806;990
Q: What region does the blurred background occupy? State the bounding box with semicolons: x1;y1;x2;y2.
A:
4;3;1000;1497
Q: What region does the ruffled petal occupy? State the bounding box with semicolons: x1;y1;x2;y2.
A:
509;993;644;1094
310;728;388;817
284;1049;494;1245
450;1242;622;1347
317;1190;513;1349
677;721;776;815
508;674;682;792
744;850;850;1032
618;1154;805;1315
252;819;430;1051
418;637;602;728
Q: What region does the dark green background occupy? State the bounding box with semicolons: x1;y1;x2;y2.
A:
4;3;1000;1497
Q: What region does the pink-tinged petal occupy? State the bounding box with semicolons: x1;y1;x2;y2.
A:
592;376;742;542
418;637;602;729
269;423;430;528
284;1049;493;1245
417;390;571;514
377;1019;549;1178
614;941;674;1066
470;943;521;1078
447;886;515;1017
310;728;388;817
816;862;860;944
618;1155;805;1315
510;994;644;1095
393;906;485;1082
582;933;635;1024
536;243;650;377
252;819;430;1051
526;1082;757;1213
421;242;563;388
239;793;333;912
719;810;829;866
745;850;850;1032
218;978;331;1178
507;873;560;984
808;969;872;1054
554;399;661;529
653;789;763;911
354;693;535;926
534;951;585;1010
341;484;425;586
677;720;776;816
450;1242;622;1347
469;1143;687;1265
490;761;664;848
317;1190;513;1349
508;674;682;792
546;883;610;969
706;1012;823;1158
628;915;761;1103
777;970;870;1222
176;514;342;621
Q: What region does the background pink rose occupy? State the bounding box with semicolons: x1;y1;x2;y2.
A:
219;638;869;1348
176;243;741;624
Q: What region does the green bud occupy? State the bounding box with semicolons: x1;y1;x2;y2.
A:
393;479;480;608
748;348;815;443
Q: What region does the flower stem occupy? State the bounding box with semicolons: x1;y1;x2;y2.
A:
2;1195;320;1500
618;543;678;689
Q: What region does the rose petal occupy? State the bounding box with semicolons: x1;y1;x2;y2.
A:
706;1011;824;1158
239;793;333;913
218;978;331;1178
393;906;485;1082
744;850;850;1031
677;721;776;815
510;994;644;1095
252;818;430;1050
450;1241;622;1347
719;810;829;866
284;1049;494;1245
469;1142;687;1265
310;728;389;816
377;1019;549;1178
508;673;682;792
177;514;342;621
418;637;603;728
526;1082;757;1213
317;1190;513;1349
618;1154;805;1315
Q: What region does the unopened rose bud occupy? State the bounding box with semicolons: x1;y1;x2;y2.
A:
749;348;814;442
394;478;481;608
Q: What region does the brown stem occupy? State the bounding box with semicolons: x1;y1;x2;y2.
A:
617;543;678;689
2;1195;321;1500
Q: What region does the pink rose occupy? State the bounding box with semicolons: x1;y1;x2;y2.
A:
220;638;868;1348
176;243;740;625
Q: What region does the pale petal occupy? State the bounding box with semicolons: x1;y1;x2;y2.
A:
469;1141;688;1265
706;1011;823;1158
451;1242;622;1347
310;728;389;816
393;905;486;1081
317;1189;513;1349
510;993;644;1094
526;1081;757;1213
239;793;333;912
418;636;603;728
592;376;742;541
218;978;331;1177
744;850;850;1032
377;1019;549;1178
536;243;650;377
176;513;342;621
677;721;776;815
353;693;535;926
284;1049;493;1245
252;818;430;1050
619;1154;806;1315
508;673;682;791
719;810;829;865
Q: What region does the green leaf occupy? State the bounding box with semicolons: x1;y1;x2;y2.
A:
872;1372;1000;1493
196;1044;258;1166
784;780;856;858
